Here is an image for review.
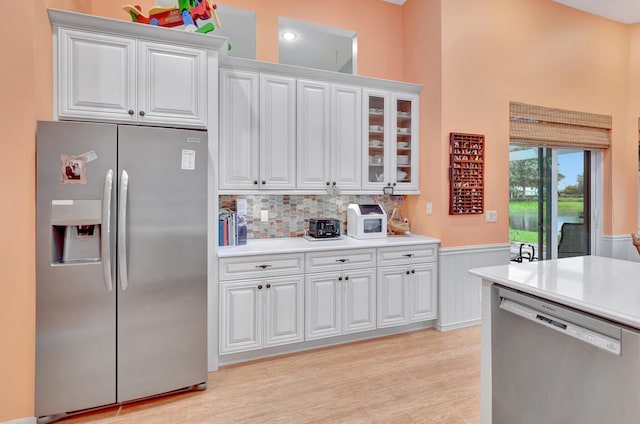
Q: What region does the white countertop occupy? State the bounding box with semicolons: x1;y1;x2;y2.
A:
217;234;440;257
470;256;640;329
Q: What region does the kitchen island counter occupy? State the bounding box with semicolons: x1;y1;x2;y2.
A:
217;234;440;257
470;255;640;424
469;255;640;328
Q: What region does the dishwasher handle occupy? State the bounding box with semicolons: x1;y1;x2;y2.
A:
499;298;621;355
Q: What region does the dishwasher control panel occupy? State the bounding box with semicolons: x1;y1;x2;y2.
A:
500;298;621;355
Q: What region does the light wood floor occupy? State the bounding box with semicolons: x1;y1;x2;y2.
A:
59;326;481;424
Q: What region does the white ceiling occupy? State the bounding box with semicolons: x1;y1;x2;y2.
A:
384;0;640;24
554;0;640;24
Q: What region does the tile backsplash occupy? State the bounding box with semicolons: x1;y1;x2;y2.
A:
219;194;404;239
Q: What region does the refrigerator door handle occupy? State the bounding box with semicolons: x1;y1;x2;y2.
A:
118;170;129;291
102;169;114;292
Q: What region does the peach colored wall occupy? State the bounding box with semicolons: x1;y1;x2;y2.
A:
401;0;443;237
0;1;35;420
410;0;637;246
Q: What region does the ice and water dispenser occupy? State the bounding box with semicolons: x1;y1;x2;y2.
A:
50;200;102;264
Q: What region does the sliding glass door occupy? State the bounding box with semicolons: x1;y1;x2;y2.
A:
509;146;590;261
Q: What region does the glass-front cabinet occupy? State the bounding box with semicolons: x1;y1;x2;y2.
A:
363;89;418;193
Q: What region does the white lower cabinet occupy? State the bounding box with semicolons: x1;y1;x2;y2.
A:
305;269;376;340
377;263;437;328
218;241;438;359
219;275;304;355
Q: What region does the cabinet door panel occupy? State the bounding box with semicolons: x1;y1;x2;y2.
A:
297;80;331;190
219;69;259;189
260;74;296;189
264;277;304;347
58;29;136;122
377;267;408;328
305;273;341;340
139;42;206;127
343;270;376;334
408;265;437;322
331;84;362;190
220;282;262;354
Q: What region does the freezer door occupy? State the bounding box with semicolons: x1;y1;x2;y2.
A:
116;125;207;401
35;121;118;416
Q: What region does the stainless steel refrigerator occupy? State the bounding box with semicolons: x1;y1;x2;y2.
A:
35;121;208;422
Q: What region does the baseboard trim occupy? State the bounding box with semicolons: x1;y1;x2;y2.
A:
437;318;481;332
1;417;37;424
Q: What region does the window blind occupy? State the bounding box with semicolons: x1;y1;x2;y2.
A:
509;102;611;149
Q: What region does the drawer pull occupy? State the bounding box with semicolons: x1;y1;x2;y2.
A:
406;270;410;275
258;284;263;289
345;276;349;281
402;254;415;258
255;264;273;269
266;284;271;288
335;259;350;263
338;276;343;281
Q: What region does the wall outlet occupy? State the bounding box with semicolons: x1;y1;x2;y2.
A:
485;210;497;222
426;202;433;215
261;210;269;222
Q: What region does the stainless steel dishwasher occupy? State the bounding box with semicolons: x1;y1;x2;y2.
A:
491;285;640;424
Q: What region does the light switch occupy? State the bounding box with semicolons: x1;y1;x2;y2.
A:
261;210;269;222
485;210;497;222
426;202;432;215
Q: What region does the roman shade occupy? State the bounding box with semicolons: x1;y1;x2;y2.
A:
510;102;611;149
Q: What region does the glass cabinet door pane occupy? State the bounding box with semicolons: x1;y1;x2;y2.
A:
367;95;385;183
396;99;412;184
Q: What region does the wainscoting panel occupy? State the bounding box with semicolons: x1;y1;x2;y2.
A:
600;234;640;262
437;244;511;331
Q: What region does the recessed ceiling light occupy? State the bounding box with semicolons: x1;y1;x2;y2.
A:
282;31;297;41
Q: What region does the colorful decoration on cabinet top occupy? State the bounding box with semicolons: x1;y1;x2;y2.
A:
219;194;404;239
123;0;222;35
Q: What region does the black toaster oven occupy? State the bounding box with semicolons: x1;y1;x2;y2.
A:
307;218;341;238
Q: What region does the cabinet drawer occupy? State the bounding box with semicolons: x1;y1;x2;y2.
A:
377;244;437;266
219;253;304;280
306;248;376;273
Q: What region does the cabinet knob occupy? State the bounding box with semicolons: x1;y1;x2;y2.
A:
345;276;349;281
258;284;263;289
387;183;392;187
326;181;330;186
411;270;415;274
332;181;337;186
128;109;134;115
261;180;266;185
393;182;397;187
338;276;343;281
253;180;259;185
266;284;271;288
139;111;145;116
406;270;410;275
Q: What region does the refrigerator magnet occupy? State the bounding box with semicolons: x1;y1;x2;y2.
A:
61;154;87;184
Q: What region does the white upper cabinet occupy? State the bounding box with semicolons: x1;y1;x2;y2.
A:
260;74;297;190
297;80;361;192
363;88;419;194
219;70;296;191
219;69;260;190
138;41;206;126
57;28;206;127
217;58;421;194
297;80;331;190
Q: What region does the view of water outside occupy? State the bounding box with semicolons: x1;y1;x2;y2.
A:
509;147;585;260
